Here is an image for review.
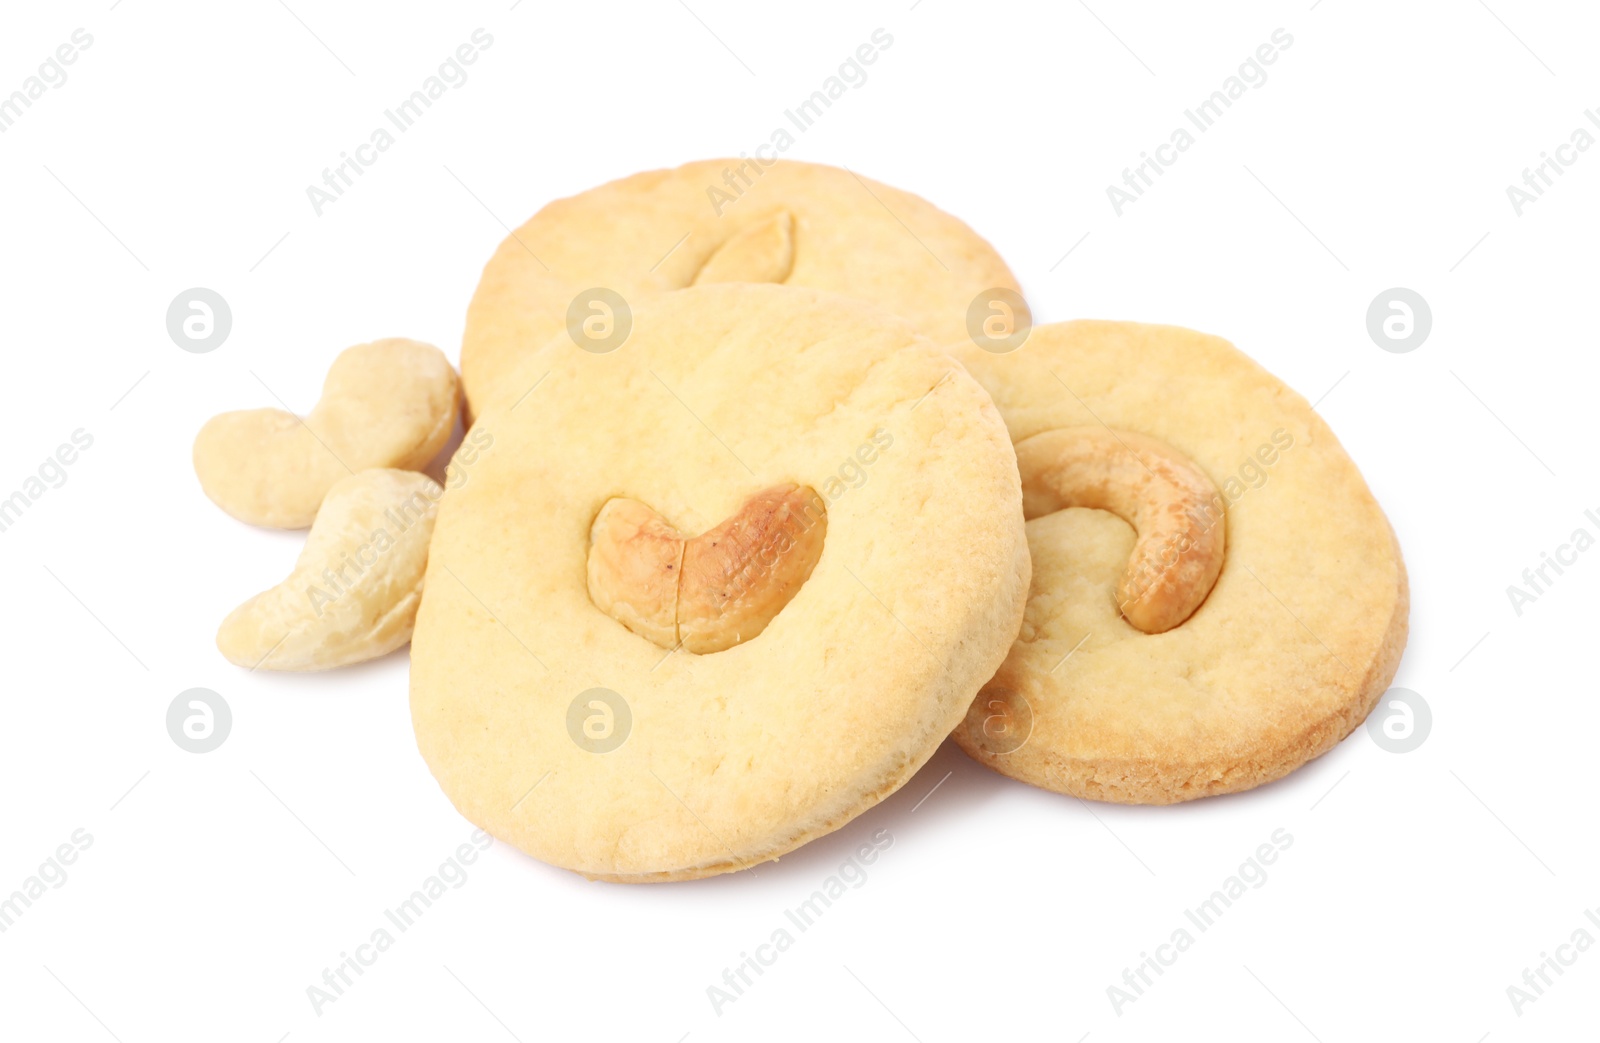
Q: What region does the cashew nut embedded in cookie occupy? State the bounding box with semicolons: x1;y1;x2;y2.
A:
587;483;826;654
583;498;685;650
215;469;444;670
1014;427;1225;634
193;338;459;529
691;211;795;286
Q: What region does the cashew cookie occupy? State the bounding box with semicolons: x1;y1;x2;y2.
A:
948;321;1408;804
457;158;1020;421
410;283;1030;881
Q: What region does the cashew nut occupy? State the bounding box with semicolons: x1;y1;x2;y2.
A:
587;484;826;653
1014;427;1225;634
584;498;684;650
691;210;795;285
216;469;443;671
193;339;459;528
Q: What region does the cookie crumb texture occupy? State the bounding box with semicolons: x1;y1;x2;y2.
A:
950;321;1408;804
411;284;1029;881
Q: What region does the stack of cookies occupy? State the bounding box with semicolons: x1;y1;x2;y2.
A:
194;159;1407;882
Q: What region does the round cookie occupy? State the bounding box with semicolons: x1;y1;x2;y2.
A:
948;321;1407;804
411;283;1030;881
459;158;1020;420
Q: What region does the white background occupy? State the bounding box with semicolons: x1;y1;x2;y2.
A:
1;0;1595;1039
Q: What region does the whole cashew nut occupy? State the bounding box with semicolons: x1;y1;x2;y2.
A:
193;339;459;529
1014;427;1225;633
587;483;826;654
691;211;795;286
216;469;444;671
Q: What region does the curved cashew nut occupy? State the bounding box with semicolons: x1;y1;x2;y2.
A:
193;339;459;529
587;483;826;654
1015;427;1225;634
691;211;795;285
216;469;443;670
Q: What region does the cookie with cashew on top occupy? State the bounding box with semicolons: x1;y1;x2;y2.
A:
457;158;1020;421
947;320;1408;804
410;283;1030;881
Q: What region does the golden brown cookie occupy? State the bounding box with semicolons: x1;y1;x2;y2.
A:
948;321;1408;804
458;158;1020;421
411;283;1029;880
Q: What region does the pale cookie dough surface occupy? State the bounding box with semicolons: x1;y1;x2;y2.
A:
411;284;1030;881
459;158;1019;420
948;321;1408;804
